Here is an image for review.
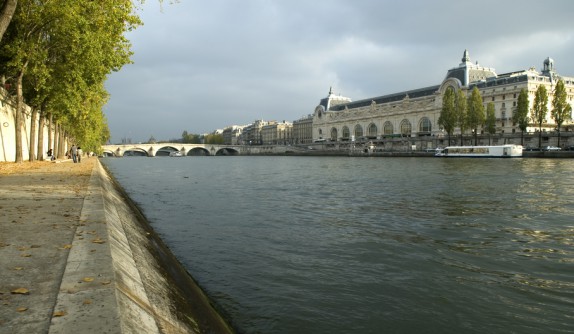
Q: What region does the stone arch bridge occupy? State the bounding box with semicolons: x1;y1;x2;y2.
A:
101;143;244;157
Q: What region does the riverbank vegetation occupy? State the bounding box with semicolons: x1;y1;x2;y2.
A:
440;83;571;150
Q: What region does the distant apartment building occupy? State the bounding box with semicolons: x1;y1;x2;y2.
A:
240;120;269;145
292;114;313;144
261;121;293;145
222;125;246;145
312;50;574;146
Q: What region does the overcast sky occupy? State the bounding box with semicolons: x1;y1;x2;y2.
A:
103;0;574;143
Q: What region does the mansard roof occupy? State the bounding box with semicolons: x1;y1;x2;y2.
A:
322;51;572;113
330;85;439;111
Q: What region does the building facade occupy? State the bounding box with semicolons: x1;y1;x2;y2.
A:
222;125;246;145
261;121;293;145
312;51;574;148
240;120;269;145
292;114;313;144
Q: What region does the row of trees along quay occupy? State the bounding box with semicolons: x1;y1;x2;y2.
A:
0;0;152;163
439;83;572;148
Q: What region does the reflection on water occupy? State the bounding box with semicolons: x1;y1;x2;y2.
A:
103;157;574;334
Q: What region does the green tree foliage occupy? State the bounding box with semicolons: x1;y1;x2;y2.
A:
182;130;201;143
438;87;456;145
466;87;485;145
551;79;572;147
0;0;142;161
204;133;224;144
485;102;496;145
455;89;467;145
532;85;548;149
513;88;530;146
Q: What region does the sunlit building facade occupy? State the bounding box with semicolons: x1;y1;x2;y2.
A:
312;50;574;147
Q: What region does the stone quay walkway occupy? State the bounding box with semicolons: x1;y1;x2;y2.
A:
0;158;234;334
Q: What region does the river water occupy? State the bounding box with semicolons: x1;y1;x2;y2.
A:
101;156;574;334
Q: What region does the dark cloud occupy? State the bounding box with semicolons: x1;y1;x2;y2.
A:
104;0;574;143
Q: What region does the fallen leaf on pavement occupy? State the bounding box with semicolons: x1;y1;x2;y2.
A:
16;307;28;312
53;311;66;317
11;288;29;295
82;277;94;282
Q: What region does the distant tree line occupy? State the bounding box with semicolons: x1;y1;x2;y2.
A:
439;82;571;148
180;130;223;145
0;0;143;162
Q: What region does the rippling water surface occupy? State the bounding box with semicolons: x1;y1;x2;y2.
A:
102;156;574;334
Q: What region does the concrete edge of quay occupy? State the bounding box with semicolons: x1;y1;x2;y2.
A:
49;159;235;334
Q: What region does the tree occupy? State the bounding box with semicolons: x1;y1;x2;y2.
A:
204;133;224;144
0;0;18;42
485;102;496;145
0;0;141;162
455;89;467;145
532;85;548;149
181;130;201;143
467;87;485;145
551;79;572;147
438;87;456;145
513;88;529;146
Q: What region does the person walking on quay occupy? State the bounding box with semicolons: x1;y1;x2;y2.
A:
71;144;78;163
77;146;83;163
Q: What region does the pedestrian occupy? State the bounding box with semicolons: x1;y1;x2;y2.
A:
47;148;56;161
77;146;82;163
71;144;78;163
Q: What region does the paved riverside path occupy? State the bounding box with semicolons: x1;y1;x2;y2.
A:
0;158;234;334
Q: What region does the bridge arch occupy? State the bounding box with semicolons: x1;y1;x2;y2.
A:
156;145;181;156
122;147;148;157
187;147;210;156
102;149;115;157
215;148;239;156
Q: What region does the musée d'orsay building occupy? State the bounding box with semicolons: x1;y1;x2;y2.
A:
311;50;574;148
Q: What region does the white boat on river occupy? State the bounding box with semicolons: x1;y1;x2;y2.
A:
435;145;523;158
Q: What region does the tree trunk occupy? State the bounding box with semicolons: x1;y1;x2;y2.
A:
47;113;53;154
0;0;17;42
58;128;65;158
37;110;45;160
14;68;24;163
521;131;524;146
53;123;59;158
29;107;37;161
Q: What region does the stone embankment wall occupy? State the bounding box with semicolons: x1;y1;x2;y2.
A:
0;89;56;162
50;159;235;333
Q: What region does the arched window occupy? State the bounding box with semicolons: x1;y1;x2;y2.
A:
419;117;431;133
383;121;393;135
318;129;323;135
367;123;377;137
354;124;363;138
330;127;338;141
342;126;350;140
400;119;412;136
